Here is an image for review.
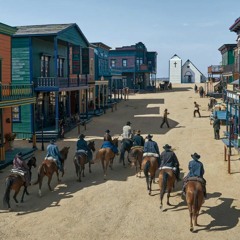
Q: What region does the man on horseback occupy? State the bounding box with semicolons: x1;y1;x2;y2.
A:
122;121;133;140
159;144;180;181
77;134;95;164
46;139;64;173
132;130;145;147
12;152;31;186
143;134;161;167
101;130;119;155
182;152;207;198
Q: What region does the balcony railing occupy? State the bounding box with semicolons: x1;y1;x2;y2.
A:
208;65;223;74
0;83;34;101
35;77;88;88
223;64;235;73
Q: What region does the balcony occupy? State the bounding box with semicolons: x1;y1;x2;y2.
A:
208;65;223;74
0;83;35;108
223;64;235;74
34;76;88;91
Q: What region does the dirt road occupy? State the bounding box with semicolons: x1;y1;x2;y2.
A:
0;84;240;240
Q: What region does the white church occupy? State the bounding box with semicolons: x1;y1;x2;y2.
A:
169;54;206;83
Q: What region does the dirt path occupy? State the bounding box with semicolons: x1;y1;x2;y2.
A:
0;84;240;240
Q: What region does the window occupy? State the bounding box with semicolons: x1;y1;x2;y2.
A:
111;59;116;67
136;58;143;66
148;60;152;66
40;55;50;77
57;58;64;77
12;106;21;122
122;59;127;67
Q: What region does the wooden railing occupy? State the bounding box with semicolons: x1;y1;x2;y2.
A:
0;83;34;101
35;77;88;88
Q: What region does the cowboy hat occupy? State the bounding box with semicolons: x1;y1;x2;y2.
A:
126;121;131;125
136;130;141;134
50;139;55;144
191;152;201;160
163;144;171;149
105;129;110;133
79;134;85;139
146;134;153;139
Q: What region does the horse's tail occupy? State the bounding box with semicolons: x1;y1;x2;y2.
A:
144;160;150;177
162;171;168;193
193;188;198;215
33;164;46;185
3;177;14;207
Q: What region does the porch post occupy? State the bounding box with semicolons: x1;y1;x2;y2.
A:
54;37;59;132
55;92;59;132
0;108;5;161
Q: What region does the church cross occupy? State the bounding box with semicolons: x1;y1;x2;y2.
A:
174;62;177;68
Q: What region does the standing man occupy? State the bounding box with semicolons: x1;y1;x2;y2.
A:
193;101;201;117
213;116;221;139
160;109;170;128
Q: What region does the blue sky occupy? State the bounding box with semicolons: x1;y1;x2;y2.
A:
1;0;240;77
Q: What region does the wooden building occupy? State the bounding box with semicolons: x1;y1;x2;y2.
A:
0;22;35;161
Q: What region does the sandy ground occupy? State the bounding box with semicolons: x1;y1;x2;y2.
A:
0;83;240;240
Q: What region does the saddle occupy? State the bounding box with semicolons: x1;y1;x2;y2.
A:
75;150;88;156
186;176;206;185
158;166;176;171
10;169;26;182
143;152;159;158
45;156;57;162
131;146;143;150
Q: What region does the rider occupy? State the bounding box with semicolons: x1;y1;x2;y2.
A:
101;130;118;155
46;139;64;173
122;121;132;140
132;130;145;147
182;152;207;198
13;152;30;186
77;134;95;164
143;134;161;167
159;144;180;181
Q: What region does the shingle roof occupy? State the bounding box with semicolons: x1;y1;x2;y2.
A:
14;23;74;36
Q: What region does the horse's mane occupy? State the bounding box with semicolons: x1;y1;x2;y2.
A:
60;146;70;160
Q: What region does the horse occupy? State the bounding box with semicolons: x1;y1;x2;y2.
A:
129;146;143;177
34;146;70;197
185;180;204;232
73;141;95;182
3;156;37;210
119;138;133;167
141;155;158;195
94;138;118;180
158;168;176;210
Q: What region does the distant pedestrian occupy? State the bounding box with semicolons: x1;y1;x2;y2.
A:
194;84;198;93
199;86;204;98
213;116;221;139
160;109;170;128
194;102;201;117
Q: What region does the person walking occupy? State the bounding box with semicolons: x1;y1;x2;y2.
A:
213;116;221;139
193;101;201;117
160;109;170;128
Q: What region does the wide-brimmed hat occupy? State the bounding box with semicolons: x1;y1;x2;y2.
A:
126;121;131;125
105;129;110;133
79;134;85;139
136;130;141;134
146;134;153;139
163;144;171;150
50;139;55;144
191;152;201;160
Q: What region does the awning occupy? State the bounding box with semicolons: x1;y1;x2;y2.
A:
230;79;240;85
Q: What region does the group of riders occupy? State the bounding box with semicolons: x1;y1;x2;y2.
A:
12;120;207;199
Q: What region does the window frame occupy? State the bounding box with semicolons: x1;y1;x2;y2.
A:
122;59;127;67
12;106;21;122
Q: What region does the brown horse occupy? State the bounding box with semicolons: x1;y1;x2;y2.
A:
94;138;118;180
129;146;143;177
3;157;37;210
185;180;204;232
34;146;70;197
158;168;176;210
142;156;158;195
74;141;95;182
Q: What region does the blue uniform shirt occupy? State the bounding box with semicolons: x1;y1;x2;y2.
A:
144;140;160;155
188;159;204;178
46;143;61;161
133;134;145;146
160;150;179;168
77;139;89;151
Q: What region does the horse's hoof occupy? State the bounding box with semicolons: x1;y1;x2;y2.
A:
160;205;163;211
38;190;42;197
148;192;151;196
104;175;107;180
190;227;194;232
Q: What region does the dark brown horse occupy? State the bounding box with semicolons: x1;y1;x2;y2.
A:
129;146;143;177
158;168;176;210
142;155;158;195
94;138;118;179
74;141;95;182
185;180;204;232
34;146;70;197
3;157;37;210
